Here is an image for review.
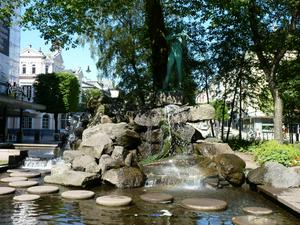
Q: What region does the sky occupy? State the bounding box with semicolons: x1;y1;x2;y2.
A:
20;29;99;80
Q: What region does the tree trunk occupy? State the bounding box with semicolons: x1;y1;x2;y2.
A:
226;79;239;141
145;0;168;91
205;74;215;137
239;80;243;141
272;88;283;142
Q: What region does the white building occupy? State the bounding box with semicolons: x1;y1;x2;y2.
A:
6;46;67;141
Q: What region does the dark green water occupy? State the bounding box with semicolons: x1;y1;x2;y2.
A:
0;172;299;225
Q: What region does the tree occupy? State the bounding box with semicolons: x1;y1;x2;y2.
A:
198;0;300;142
34;72;80;133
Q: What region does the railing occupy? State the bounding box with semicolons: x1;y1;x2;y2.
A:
0;81;32;101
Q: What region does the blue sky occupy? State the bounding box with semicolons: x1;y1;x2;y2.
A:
20;29;99;80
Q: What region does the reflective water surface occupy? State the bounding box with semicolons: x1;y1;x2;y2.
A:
0;172;299;225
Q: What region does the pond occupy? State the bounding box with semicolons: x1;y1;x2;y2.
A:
0;171;299;225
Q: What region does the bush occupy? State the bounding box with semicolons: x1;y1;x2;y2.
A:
253;140;300;167
226;139;259;152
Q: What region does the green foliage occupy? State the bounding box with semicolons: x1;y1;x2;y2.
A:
34;72;80;132
226;139;259;152
211;100;229;121
252;141;300;167
34;72;80;113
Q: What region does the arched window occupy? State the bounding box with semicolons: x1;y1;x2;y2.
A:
22;64;26;74
32;64;36;74
42;114;49;129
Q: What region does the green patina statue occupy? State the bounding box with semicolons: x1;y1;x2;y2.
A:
164;31;189;90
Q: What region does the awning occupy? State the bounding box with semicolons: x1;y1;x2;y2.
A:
0;95;46;111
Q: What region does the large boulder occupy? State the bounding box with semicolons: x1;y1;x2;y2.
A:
188;104;215;122
247;162;300;188
193;141;234;158
214;154;246;186
80;131;112;159
174;124;195;144
44;164;101;187
82;123;140;149
134;108;164;127
63;150;84;163
102;167;145;188
140;129;163;143
111;146;126;162
72;155;99;173
99;154;119;173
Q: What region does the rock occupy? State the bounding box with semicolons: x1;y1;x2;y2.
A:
96;195;132;207
140;129;163;143
181;198;227;211
9;180;39;188
27;185;59;194
0;187;15;195
214;154;246;186
13;194;40;201
134;108;164;127
115;129;140;148
174;124;195;144
72;155;97;172
111;146;126;162
140;193;173;203
45;165;101;187
247;162;300;188
137;142;161;159
188;104;215;122
232;215;277;225
102;167;145;188
99;154;119;173
1;177;28;183
125;150;138;167
193;141;234;158
63;150;84;163
242;207;273;215
10;172;41;178
61;190;95;200
80;132;112;159
101;115;113;123
85;163;101;173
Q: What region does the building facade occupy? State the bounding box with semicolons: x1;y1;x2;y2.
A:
6;46;66;141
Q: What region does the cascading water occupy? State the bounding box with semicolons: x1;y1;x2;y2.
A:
143;105;213;189
21;149;64;170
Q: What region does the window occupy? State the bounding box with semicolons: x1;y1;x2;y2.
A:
42;114;49;129
45;65;49;74
22;64;26;74
32;64;36;74
22;117;32;129
60;114;66;129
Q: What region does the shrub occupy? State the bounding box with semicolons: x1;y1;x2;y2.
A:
226;139;259;152
253;140;300;167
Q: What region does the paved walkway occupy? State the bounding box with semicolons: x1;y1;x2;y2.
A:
235;151;300;215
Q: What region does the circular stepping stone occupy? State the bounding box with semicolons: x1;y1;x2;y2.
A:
96;195;132;207
232;215;277;225
243;207;273;215
8;180;39;188
140;193;173;203
0;187;16;195
1;177;28;183
13;194;40;201
181;198;227;211
7;169;28;173
10;172;41;178
61;190;95;200
27;185;59;194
